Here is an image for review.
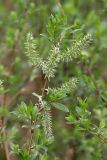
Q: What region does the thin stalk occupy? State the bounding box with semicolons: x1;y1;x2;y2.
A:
42;78;48;97
28;121;34;153
28;78;49;153
1;93;10;160
2;117;10;160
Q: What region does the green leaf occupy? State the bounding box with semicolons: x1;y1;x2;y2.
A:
52;103;69;112
76;106;82;115
99;120;105;129
46;91;67;102
65;113;76;123
12;102;37;121
46;14;67;43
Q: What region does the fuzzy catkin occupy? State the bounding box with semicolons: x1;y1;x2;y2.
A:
42;44;61;79
62;34;92;62
42;106;54;140
25;32;42;68
42;34;92;79
48;78;79;96
25;33;92;79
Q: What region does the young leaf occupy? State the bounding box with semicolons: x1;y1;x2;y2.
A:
99;120;105;129
52;103;69;112
46;91;67;102
65;113;76;123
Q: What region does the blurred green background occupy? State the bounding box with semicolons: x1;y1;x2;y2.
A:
0;0;107;160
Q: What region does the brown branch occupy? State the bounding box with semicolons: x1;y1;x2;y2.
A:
28;121;35;153
1;93;10;160
41;78;48;97
2;117;10;160
28;77;49;153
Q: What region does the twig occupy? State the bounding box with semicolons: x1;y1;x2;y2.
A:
39;78;49;111
28;78;49;153
2;117;10;160
28;121;35;153
1;93;10;160
41;78;48;97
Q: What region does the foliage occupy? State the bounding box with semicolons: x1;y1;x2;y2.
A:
0;1;107;160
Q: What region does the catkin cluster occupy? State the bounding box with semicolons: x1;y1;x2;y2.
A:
25;33;92;79
25;32;92;140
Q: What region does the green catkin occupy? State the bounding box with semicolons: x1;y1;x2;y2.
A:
62;34;92;62
42;43;61;79
48;78;79;96
42;34;92;79
25;32;42;68
25;31;92;141
42;105;54;141
25;33;92;79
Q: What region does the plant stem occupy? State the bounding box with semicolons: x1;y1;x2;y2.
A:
28;121;34;153
1;93;10;160
2;117;10;160
42;78;48;97
28;78;49;153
